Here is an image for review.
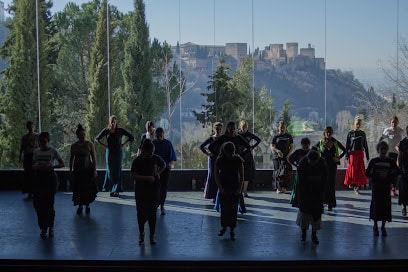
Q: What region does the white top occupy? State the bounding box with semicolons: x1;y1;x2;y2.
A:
380;126;405;154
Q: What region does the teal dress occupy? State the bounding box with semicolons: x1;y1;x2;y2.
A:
288;148;310;207
96;127;134;194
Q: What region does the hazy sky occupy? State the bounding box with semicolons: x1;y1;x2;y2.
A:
2;0;408;87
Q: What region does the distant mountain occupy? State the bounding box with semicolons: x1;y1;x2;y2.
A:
178;60;370;127
255;64;367;122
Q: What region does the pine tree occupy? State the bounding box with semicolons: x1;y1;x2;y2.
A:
86;0;111;167
195;57;233;126
121;0;153;143
0;0;52;166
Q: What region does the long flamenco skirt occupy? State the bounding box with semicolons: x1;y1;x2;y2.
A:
344;150;367;187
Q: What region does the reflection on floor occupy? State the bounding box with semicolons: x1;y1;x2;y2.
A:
1;189;408;270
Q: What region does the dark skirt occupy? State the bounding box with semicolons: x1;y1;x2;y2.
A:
219;192;239;228
242;152;256;182
33;170;57;230
71;168;98;206
290;173;299;207
135;179;160;234
103;148;123;193
398;174;408;206
214;191;246;214
204;156;218;200
370;181;392;222
323;164;337;208
272;158;292;188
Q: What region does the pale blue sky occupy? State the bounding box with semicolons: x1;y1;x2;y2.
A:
2;0;408;87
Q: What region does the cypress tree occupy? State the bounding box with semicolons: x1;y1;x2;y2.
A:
0;0;52;166
86;0;111;167
121;0;153;142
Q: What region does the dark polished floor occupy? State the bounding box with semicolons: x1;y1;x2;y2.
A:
1;188;408;271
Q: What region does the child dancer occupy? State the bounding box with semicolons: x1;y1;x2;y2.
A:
296;150;327;244
366;141;400;237
214;141;244;241
131;140;165;245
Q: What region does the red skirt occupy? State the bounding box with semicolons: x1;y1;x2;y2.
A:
344;150;367;187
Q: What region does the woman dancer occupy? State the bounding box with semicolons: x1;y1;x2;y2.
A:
70;124;98;215
95;115;134;197
209;121;250;213
238;120;261;197
270;121;294;194
315;126;346;211
288;137;311;207
200;122;223;202
344;117;369;194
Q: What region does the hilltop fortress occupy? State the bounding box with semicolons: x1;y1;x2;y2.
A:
171;42;325;72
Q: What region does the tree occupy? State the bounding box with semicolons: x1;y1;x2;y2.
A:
0;0;53;166
86;0;112;167
151;39;200;139
230;57;252;116
382;37;408;101
52;0;101;153
252;86;275;140
279;100;292;135
195;57;236;125
121;0;155;149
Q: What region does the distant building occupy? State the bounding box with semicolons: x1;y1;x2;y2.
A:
300;43;315;58
171;41;325;72
286;42;298;59
225;43;247;67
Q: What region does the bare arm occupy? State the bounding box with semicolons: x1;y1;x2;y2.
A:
69;145;75;173
89;142;97;177
214;164;223;193
238;162;244;194
270;144;283;157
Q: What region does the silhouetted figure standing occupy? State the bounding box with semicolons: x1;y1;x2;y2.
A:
270;121;294;194
315;126;346;211
137;121;155;156
70;124;98;215
200;122;223;202
398;125;408;216
366;141;400;237
32;132;65;238
209;121;250;213
238;120;261;197
131;140;165;245
152;127;177;215
214;141;244;241
296;150;327;244
288;137;311;207
95;115;134;197
379;116;404;197
20;121;39;199
344;117;369;194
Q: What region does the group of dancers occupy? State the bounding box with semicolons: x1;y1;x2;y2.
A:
19;114;408;244
19;116;177;242
200;115;408;243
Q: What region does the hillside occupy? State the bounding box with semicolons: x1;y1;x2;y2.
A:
179;60;372;127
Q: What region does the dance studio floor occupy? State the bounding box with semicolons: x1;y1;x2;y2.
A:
1;189;408;271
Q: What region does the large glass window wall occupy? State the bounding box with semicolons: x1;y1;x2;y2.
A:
0;0;406;170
